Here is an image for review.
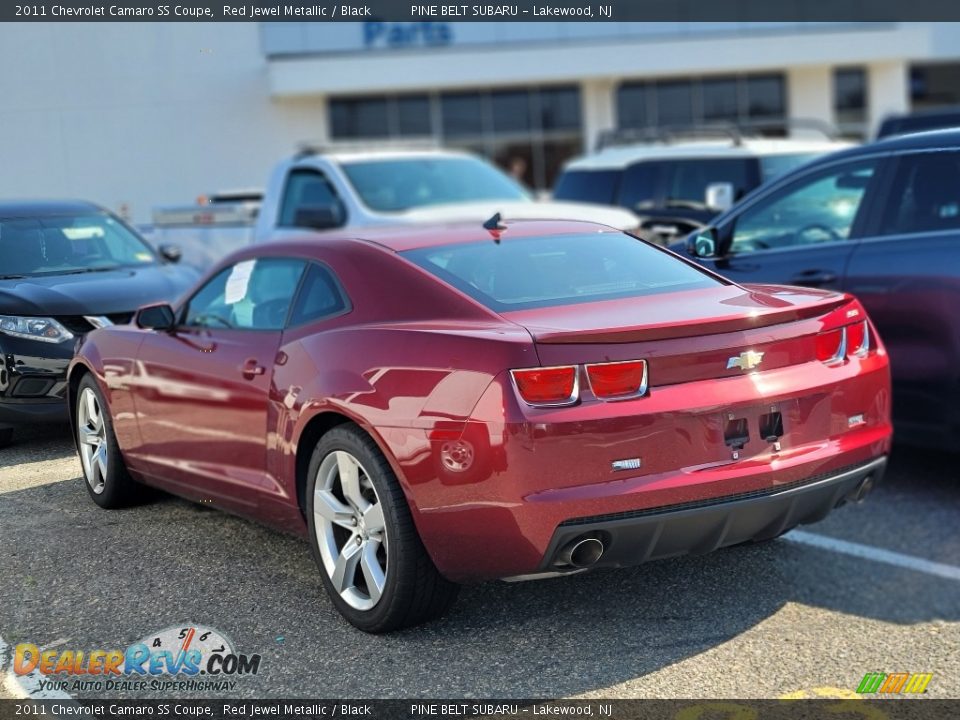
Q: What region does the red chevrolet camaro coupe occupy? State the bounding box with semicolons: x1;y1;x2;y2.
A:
68;220;892;632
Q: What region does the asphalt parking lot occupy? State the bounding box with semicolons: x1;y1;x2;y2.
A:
1;424;958;701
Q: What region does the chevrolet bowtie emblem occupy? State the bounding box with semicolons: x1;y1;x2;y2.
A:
727;350;765;371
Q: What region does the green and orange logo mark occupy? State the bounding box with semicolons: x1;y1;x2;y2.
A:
856;672;933;694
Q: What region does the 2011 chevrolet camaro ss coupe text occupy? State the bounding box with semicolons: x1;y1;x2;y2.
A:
68;220;892;632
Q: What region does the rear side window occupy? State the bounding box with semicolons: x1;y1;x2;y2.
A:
289;263;350;325
880;151;960;236
402;232;721;312
278;169;345;228
552;170;621;205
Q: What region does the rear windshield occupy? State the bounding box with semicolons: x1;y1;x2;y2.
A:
402;232;721;311
552;170;621;205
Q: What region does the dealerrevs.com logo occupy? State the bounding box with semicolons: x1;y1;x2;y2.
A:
11;624;261;693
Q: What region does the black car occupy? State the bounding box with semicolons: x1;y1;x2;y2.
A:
0;201;195;446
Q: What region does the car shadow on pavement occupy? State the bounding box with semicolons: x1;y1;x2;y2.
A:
0;438;957;698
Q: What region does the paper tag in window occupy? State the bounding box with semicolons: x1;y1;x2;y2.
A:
224;260;255;304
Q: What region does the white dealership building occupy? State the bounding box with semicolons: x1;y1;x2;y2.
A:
3;21;960;222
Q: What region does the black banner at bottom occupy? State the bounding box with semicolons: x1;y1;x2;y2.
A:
0;699;956;720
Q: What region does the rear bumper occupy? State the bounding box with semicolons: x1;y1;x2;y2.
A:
539;456;886;572
391;348;892;583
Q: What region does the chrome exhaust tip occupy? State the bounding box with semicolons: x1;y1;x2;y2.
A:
557;537;605;568
853;475;874;503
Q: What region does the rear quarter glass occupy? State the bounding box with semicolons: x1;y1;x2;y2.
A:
401;232;723;312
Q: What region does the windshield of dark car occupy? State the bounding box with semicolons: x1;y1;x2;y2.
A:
0;214;157;278
340;156;530;212
402;232;721;311
553;169;621;205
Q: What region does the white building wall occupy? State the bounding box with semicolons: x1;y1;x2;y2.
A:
0;23;322;224
786;65;834;135
867;61;910;136
580;79;617;152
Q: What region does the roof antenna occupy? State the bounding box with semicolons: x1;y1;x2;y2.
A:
483;212;507;244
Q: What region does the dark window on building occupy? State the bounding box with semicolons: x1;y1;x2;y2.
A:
702;77;740;122
329;98;388;139
910;63;960;111
617;84;650;130
441;92;484;137
745;74;785;120
539;86;581;130
491;90;531;134
834;67;867;138
617;74;786;135
656;81;695;126
396;95;432;136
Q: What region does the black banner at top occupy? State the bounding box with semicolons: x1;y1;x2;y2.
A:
7;0;960;22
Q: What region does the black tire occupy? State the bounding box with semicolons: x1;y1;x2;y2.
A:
74;374;141;508
0;428;12;448
305;424;459;633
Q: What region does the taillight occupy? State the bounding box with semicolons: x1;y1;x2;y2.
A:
816;328;845;364
510;366;578;407
847;320;870;357
816;320;871;365
585;360;648;400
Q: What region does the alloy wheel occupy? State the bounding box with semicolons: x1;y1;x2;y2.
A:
77;387;108;494
313;450;388;611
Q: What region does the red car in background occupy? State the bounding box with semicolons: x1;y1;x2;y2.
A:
68;220;891;632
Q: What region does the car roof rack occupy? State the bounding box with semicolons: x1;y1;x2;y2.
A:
595;118;838;151
294;138;443;159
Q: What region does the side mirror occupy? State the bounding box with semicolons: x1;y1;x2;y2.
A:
687;228;719;259
705;182;735;212
136;303;176;331
158;244;182;263
293;205;342;231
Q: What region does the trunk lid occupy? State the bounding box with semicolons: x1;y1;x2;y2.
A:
503;284;850;385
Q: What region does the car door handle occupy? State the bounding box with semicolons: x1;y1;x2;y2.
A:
790;270;838;287
240;359;266;379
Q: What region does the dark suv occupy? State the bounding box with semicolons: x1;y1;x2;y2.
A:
676;128;960;450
